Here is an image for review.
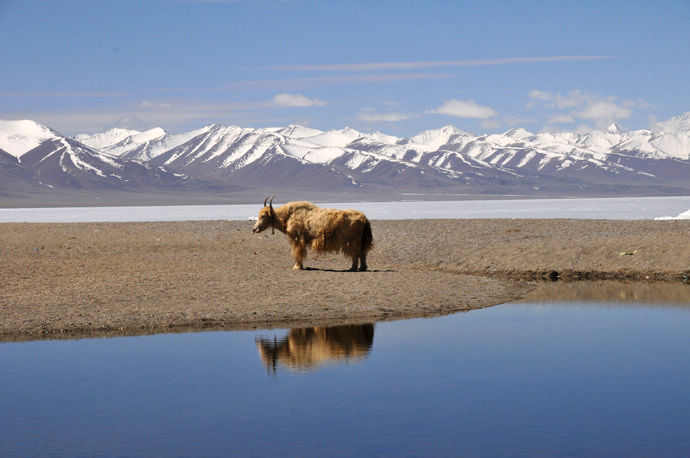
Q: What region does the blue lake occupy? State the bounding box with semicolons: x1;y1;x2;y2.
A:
3;299;690;457
1;195;689;222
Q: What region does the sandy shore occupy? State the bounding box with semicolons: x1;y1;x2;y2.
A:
1;219;689;341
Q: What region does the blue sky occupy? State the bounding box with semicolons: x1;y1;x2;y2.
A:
1;0;689;136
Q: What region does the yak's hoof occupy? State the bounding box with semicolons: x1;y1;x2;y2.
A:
293;264;303;271
359;266;368;272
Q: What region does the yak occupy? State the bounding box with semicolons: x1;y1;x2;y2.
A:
252;197;373;271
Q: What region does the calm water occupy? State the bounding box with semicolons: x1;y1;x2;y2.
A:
1;195;689;222
3;299;690;457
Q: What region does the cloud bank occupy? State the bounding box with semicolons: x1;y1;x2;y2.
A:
276;56;612;72
430;99;496;119
358;112;410;122
272;93;326;107
529;89;643;127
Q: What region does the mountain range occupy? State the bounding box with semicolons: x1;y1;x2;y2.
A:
2;113;690;201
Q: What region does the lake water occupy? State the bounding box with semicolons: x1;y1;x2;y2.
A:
3;297;690;457
1;195;690;222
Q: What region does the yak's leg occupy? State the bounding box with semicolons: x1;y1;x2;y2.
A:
359;252;368;272
349;255;359;272
351;237;368;272
291;241;306;270
346;239;359;272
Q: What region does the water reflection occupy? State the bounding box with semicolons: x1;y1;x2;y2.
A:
255;324;374;373
523;280;690;306
5;306;690;457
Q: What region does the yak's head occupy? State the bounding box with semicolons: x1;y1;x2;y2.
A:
252;196;276;234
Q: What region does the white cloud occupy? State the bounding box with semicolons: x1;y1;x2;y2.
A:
0;90;127;98
139;100;172;109
431;99;496;119
528;89;551;101
358;112;410;122
576;101;631;121
272;93;326;107
528;89;588;109
529;89;643;126
276;56;612;72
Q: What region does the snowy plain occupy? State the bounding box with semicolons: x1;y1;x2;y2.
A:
1;196;689;223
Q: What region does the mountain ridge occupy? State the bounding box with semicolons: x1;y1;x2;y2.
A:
2;114;690;199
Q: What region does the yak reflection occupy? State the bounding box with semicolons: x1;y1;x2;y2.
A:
256;324;374;373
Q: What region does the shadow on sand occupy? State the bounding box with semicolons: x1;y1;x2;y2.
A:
303;267;395;273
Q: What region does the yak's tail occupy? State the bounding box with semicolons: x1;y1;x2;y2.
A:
362;219;373;253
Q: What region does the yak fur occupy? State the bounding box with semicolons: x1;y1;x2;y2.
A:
252;200;373;271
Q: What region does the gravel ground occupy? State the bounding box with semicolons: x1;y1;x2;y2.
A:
1;219;688;341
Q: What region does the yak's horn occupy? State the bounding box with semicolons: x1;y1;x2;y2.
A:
268;195;276;234
263;196;269;207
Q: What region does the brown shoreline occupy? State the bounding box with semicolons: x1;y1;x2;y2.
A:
1;219;689;342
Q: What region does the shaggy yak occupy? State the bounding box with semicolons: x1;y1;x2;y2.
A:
252;197;373;271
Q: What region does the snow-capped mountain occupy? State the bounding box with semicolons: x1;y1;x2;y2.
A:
74;127;140;150
614;113;690;160
20;136;126;187
0;119;58;158
2;113;690;197
135;115;690;192
79;126;220;162
0;120;188;191
409;125;472;150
